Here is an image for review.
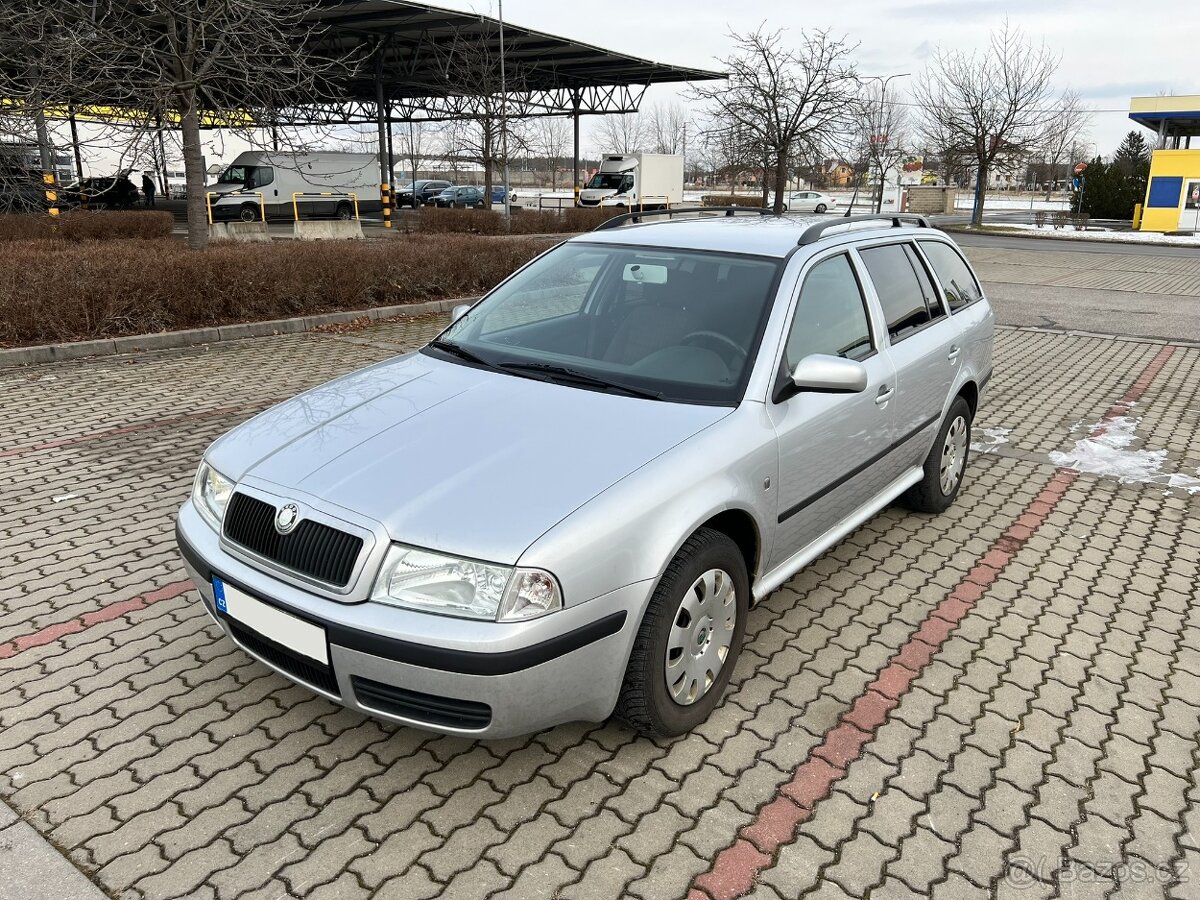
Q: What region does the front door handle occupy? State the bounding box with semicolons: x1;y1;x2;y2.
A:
875;385;894;406
947;345;961;362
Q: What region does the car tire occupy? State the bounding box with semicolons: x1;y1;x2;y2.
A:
815;203;827;213
901;396;972;513
335;201;353;221
238;203;258;223
616;527;749;737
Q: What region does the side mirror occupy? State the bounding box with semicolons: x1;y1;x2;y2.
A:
451;303;472;323
790;354;868;394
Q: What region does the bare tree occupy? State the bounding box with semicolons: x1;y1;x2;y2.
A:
914;22;1059;225
0;0;360;247
692;26;859;214
1035;90;1091;198
648;101;689;155
532;117;570;189
429;25;536;201
592;112;648;155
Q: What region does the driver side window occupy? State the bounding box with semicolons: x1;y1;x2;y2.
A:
785;254;874;369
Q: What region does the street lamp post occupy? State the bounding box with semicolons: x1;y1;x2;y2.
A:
861;72;909;215
498;0;511;217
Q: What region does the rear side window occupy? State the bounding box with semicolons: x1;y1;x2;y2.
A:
785;254;873;367
859;243;939;342
919;241;983;312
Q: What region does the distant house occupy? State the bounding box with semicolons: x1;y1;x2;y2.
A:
823;159;856;187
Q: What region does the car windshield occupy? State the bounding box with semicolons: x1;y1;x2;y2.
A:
426;242;781;404
586;172;632;191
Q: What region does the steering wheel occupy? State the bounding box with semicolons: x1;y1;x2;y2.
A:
681;331;747;367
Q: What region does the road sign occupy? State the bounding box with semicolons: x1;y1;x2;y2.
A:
1072;177;1081;190
1074;162;1088;174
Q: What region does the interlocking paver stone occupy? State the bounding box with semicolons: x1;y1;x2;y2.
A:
3;314;1200;900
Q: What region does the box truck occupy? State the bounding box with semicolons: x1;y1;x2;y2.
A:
207;151;380;221
577;153;684;209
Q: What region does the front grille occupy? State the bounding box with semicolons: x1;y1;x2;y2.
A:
228;620;340;697
224;492;363;587
352;676;492;730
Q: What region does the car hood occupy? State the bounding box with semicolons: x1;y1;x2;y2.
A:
207;353;730;564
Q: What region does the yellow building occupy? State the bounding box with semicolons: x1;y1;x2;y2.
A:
1129;95;1200;233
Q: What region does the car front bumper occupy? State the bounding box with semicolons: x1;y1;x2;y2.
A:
175;500;648;738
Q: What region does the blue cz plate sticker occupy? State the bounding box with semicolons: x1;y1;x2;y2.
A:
212;576;228;614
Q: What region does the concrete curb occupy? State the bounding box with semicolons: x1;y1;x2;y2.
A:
0;298;471;369
0;799;109;900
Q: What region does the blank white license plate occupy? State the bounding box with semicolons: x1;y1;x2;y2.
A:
212;576;329;666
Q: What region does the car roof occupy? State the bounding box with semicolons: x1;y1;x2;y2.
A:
573;214;946;259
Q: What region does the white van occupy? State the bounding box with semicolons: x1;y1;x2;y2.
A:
577;153;684;209
207;152;380;221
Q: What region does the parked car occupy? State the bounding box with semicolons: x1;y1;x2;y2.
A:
781;191;838;213
491;185;508;205
60;175;140;209
176;211;993;739
432;185;487;208
394;179;451;208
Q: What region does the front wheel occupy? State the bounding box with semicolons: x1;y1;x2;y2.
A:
616;528;749;737
900;396;972;513
335;201;353;221
238;203;259;223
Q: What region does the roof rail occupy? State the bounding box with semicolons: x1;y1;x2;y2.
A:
592;206;777;231
797;213;931;245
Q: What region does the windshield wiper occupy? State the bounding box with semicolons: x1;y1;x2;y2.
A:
499;362;662;401
427;339;499;370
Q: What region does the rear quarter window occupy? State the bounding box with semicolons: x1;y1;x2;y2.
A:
919;241;983;312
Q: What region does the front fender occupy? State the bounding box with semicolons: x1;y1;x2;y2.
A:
517;404;778;609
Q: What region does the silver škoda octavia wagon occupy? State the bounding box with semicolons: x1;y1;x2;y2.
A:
176;211;994;738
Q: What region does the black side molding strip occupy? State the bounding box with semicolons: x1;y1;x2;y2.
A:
778;413;940;524
328;612;627;677
979;369;992;392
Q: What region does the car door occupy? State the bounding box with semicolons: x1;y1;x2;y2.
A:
856;241;961;471
766;251;898;571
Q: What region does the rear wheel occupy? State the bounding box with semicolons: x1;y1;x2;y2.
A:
901;396;972;513
616;528;748;737
335;201;353;221
815;203;827;213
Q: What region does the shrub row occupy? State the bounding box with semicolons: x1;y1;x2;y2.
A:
700;194;766;208
0;211;174;242
0;234;550;346
404;206;623;235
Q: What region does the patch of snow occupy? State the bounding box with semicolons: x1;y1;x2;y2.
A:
957;197;1070;210
1049;416;1200;493
970;426;1012;454
977;223;1200;246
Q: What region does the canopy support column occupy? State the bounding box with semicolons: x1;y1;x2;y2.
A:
572;89;582;206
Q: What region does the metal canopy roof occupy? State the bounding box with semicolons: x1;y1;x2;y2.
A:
296;0;723;123
1129;95;1200;140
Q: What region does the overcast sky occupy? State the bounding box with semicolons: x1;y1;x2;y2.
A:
441;0;1191;158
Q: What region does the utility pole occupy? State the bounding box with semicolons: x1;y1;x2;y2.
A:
861;72;909;214
499;0;511;217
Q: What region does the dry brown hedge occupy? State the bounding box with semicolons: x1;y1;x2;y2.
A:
0;211;174;242
0;235;550;346
701;194;766;208
405;206;623;235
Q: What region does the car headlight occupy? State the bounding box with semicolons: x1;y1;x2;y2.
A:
192;461;234;531
372;544;562;622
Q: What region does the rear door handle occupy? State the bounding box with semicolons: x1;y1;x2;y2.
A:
947;345;961;362
875;385;894;406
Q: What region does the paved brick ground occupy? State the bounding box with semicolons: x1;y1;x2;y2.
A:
2;313;1200;900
